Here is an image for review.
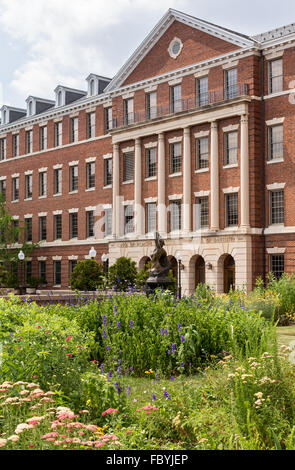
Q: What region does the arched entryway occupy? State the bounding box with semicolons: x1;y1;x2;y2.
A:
223;255;235;293
195;256;205;288
168;256;178;282
138;256;151;271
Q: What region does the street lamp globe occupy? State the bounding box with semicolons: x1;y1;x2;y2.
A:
89;247;97;259
101;253;108;263
176;252;182;262
18;250;25;261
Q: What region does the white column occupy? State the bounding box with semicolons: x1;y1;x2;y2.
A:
210;121;219;231
157;132;166;235
112;143;120;238
183;127;191;234
134;138;143;236
240;114;250;228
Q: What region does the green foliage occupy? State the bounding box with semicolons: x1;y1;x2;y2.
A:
108;257;138;291
70;259;103;291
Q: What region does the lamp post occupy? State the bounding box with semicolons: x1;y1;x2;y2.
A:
101;253;109;275
89;246;97;260
176;252;184;300
18;250;25;296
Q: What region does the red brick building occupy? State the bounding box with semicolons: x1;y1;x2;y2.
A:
0;9;294;294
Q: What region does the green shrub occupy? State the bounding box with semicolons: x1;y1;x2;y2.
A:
70;259;103;291
108;257;137;291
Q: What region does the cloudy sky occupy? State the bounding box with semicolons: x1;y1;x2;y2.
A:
1;0;295;108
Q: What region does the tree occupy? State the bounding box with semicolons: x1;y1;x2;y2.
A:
108;257;137;291
0;194;37;287
70;259;104;291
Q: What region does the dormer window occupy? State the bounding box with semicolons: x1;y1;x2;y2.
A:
90;79;95;96
3;110;6;125
57;90;62;107
28;101;33;116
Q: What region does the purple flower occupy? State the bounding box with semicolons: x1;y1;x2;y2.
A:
114;305;117;315
181;361;184;368
152;394;156;400
155;373;159;381
101;363;104;374
178;323;182;331
127;386;131;396
172;343;176;355
130;366;133;372
116;322;120;330
108;371;112;378
103;330;107;339
164;390;171;400
165;329;168;337
129;320;134;328
160;328;164;336
171;376;175;381
181;335;185;344
103;315;107;328
107;344;110;351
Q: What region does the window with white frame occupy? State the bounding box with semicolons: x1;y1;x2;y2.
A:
70;165;78;192
70;117;79;143
12;177;19;201
39;261;46;284
86;211;95;238
104;158;112;186
54;214;62;240
54;122;62;147
197;77;208;106
224;131;238;166
105;107;113;132
0;138;6;161
124;99;134;125
25;218;32;242
69;213;78;239
69;259;77;275
12;134;19;157
54;261;61;286
196;137;209;170
26;130;33;154
123;152;134;182
270;190;284;225
39;216;47;241
225;193;238;227
170;84;182;113
146;202;157;233
269;125;283;161
104;208;112;237
124;205;133;234
170;142;182;174
87;112;96;139
40;126;47;150
146;147;157;178
39;172;47;197
269;59;283;94
86;162;95;189
54;168;62;195
0;180;6;201
146;91;157;119
170;200;182;232
270;254;285;279
195;197;209;229
225;68;238;99
25;174;33;199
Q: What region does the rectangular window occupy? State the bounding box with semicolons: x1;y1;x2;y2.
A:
69;213;78;239
196;137;209;169
196;197;209;229
124;99;134;125
224;131;238;166
170;142;182;174
197;77;208;106
146;147;157;178
12;134;19;157
170;84;182;113
69;260;77;275
104;208;112;237
55;122;62;147
0;180;6;201
54;261;61;286
87;112;96;139
70;165;78;192
39;261;46;284
269;59;283;94
26;261;32;283
54;214;62;240
270;190;284;225
25;218;32;242
269;125;283;161
146;202;157;233
123;152;134;182
124;205;133;234
104;158;112;186
39;172;47;197
54;168;62;195
270;254;285;279
146;91;157;119
0;138;6;161
70;117;79;143
225;68;238;99
12;220;19;243
40;126;47;150
86;162;95;189
12;177;19;201
226;193;239;227
39;216;47;241
25;174;32;199
86;211;95;238
105;107;113;132
26;130;33;154
170;200;182;232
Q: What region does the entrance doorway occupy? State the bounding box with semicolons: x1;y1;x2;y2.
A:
224;255;235;293
195;256;205;288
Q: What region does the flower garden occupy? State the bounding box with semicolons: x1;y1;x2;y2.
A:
1;275;295;451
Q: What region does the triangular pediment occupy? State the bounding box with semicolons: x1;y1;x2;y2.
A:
105;9;256;92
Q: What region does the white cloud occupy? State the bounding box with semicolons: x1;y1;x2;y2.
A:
0;0;188;104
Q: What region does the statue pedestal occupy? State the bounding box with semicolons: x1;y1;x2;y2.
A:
145;276;173;295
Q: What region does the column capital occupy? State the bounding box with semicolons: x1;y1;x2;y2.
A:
135;138;141;146
157;132;164;140
183;126;191;135
240;114;249;124
113;143;119;152
210;120;218;129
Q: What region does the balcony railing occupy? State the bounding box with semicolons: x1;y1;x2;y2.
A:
112;83;249;130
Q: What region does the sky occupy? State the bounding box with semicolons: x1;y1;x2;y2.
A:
1;0;295;108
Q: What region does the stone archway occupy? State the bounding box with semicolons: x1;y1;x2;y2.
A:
223;255;235;293
168;255;178;282
195;256;206;288
138;256;151;271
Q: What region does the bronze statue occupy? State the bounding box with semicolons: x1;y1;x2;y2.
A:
149;232;171;279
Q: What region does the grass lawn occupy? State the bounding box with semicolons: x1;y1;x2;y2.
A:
277;324;295;347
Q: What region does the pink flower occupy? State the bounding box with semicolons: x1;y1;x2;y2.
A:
101;408;119;416
0;439;7;447
66;336;72;341
66;353;73;358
